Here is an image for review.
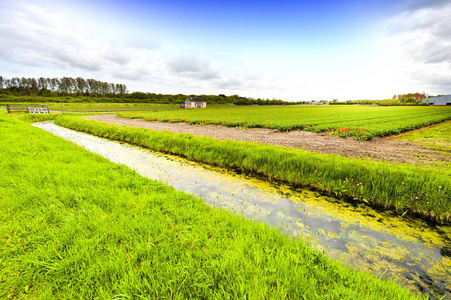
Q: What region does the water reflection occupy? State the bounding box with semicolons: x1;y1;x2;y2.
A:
34;122;451;299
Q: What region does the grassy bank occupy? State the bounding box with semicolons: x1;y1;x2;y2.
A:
0;115;418;299
55;115;451;224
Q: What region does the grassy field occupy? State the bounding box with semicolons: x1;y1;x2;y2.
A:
395;121;451;170
1;102;238;113
0;102;179;112
118;106;451;140
397;121;451;153
54;115;451;224
0;115;419;299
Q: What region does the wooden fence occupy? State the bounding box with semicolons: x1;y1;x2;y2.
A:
6;104;49;114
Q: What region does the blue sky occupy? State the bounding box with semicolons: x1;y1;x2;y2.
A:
1;0;450;101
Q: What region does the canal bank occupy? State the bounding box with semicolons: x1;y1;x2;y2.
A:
34;121;451;298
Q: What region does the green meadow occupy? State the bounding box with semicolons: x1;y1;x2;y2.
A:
1;102;179;112
0;115;420;299
1;102;237;113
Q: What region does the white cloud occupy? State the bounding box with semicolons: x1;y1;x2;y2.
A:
166;52;220;80
0;1;164;84
104;48;132;66
53;47;103;71
7;0;449;100
0;1;276;98
385;1;451;94
399;0;451;11
389;4;451;64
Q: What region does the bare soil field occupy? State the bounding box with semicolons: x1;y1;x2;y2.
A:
85;114;450;166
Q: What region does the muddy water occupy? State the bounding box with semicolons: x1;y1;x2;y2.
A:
34;122;451;299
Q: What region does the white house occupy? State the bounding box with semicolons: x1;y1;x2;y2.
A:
180;97;206;108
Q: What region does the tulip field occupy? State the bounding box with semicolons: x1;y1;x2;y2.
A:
118;106;451;140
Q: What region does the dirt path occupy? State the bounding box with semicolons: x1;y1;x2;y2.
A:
84;114;450;165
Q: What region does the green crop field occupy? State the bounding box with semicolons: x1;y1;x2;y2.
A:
118;106;451;140
0;115;418;299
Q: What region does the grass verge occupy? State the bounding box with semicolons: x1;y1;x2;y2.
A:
397;121;451;153
0;115;418;299
54;115;451;224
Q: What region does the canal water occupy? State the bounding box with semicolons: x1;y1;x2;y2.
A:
34;122;451;299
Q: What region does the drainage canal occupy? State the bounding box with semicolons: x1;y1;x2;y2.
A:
34;122;451;299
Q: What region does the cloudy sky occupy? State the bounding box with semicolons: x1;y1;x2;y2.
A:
0;0;450;101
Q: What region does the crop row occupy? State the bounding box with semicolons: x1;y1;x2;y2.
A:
118;106;451;140
55;115;451;224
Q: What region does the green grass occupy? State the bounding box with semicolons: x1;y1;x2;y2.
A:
396;121;451;170
118;106;451;140
0;115;419;299
55;115;451;224
1;102;237;113
1;102;180;112
397;121;451;153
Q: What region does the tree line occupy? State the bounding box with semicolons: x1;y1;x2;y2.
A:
0;75;292;105
0;76;127;97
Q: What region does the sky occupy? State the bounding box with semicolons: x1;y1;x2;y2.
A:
0;0;450;101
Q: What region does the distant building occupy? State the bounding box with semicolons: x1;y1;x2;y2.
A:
411;94;426;101
423;95;451;106
180;97;206;109
394;93;426;102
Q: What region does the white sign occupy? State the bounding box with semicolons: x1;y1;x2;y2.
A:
28;107;49;114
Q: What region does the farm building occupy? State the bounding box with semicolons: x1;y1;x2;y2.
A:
411;94;426;101
180;97;206;109
423;95;451;106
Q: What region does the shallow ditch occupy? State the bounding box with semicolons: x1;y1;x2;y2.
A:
34;121;451;299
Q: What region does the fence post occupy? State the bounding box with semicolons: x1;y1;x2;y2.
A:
6;104;10;113
60;102;64;114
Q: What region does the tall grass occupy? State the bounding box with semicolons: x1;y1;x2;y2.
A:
55;115;451;224
0;115;419;299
